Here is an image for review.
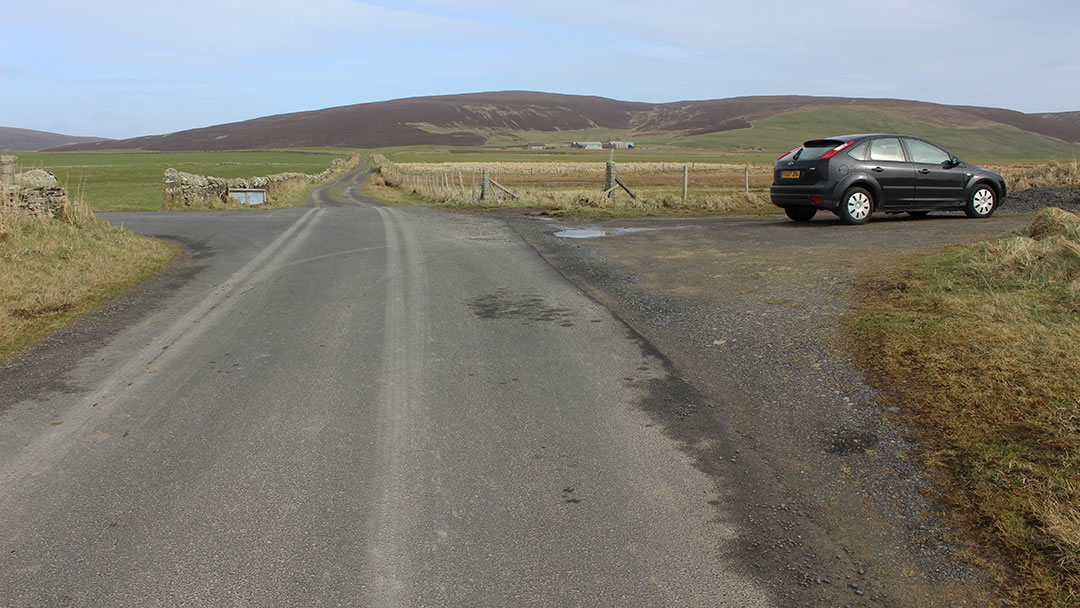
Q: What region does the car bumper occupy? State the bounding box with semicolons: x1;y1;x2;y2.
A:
770;184;838;211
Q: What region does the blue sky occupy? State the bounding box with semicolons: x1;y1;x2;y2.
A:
2;0;1077;139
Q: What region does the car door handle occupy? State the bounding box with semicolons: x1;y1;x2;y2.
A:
919;168;930;174
872;166;884;173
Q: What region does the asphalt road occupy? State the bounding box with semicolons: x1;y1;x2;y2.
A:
0;172;774;606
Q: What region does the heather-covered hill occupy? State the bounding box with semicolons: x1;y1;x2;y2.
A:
1035;110;1080;128
0;127;109;152
48;91;1080;152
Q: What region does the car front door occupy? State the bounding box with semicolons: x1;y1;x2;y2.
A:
904;138;964;206
866;137;915;208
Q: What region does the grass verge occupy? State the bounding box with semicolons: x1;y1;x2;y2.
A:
846;208;1080;606
992;159;1080;192
1;202;177;360
364;155;776;218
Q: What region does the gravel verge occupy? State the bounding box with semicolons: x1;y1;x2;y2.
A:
508;209;1037;607
1003;186;1080;213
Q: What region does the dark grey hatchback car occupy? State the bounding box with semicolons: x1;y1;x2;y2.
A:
770;134;1006;224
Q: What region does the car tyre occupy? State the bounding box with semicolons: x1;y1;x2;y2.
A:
838;187;873;225
965;184;997;218
785;207;817;222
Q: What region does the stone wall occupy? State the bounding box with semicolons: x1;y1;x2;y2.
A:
1;155;70;219
162;153;361;209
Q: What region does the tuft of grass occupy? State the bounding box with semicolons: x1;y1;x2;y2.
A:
846;207;1080;606
0;195;177;359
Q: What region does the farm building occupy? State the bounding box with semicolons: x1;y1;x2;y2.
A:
571;141;603;150
526;143;546;150
607;141;635;149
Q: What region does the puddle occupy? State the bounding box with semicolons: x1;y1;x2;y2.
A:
554;227;657;239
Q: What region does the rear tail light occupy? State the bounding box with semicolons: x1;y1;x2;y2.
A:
811;197;823;204
820;140;855;160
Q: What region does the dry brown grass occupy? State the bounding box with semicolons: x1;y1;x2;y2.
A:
848;207;1080;606
394;161;774;189
987;160;1080;192
0;194;177;360
367;157;776;217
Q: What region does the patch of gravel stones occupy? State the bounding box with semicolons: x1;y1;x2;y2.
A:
1004;186;1080;213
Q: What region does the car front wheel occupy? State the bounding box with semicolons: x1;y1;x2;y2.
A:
838;187;873;225
785;207;817;222
965;184;997;218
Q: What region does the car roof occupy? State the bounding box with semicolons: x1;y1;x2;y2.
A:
802;134;935;147
825;133;930;141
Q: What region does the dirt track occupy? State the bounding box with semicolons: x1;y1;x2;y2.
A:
511;209;1033;607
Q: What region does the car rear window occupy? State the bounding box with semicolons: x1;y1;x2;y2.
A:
793;140;842;161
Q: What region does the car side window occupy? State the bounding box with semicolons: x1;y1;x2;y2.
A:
904;139;950;165
869;138;906;162
847;142;868;161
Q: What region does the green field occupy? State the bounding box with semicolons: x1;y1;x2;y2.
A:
12;150;356;212
376;107;1080;164
366;144;749;164
642;108;1080;161
12;106;1079;214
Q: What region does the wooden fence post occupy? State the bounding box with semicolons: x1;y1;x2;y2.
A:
745;166;750;194
1;156;15;205
480;169;489;201
682;165;688;202
604;161;616;195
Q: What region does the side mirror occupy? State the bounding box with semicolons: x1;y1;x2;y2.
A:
942;156;960;169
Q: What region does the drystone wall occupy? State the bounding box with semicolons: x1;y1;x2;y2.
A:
162;153;361;209
1;155;70;219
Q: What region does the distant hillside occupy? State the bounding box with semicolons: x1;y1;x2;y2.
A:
48;91;1080;155
1;127;109;152
1035;111;1080;128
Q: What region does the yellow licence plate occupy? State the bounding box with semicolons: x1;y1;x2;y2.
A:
782;170;801;179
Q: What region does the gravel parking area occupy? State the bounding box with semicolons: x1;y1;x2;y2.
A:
510;207;1040;607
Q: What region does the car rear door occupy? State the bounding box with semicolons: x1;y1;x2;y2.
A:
866;137;916;208
904;138;964;206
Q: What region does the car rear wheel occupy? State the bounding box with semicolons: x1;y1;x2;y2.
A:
838;187;873;225
784;207;817;222
965;184;997;218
